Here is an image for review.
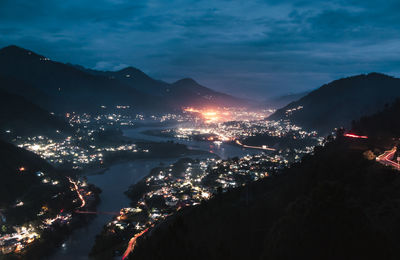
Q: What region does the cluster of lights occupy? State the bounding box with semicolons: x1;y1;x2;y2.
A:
0;170;95;255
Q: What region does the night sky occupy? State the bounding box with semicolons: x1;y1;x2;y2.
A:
1;0;399;99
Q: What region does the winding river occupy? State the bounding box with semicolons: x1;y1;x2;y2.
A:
50;125;260;259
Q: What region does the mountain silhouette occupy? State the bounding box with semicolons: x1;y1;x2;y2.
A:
268;73;400;134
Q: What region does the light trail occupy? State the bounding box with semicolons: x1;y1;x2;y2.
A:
67;177;86;208
376;146;400;170
122;227;150;260
235;140;276;151
344;133;368;139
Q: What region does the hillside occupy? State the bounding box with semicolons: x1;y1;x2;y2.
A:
168;78;247;108
72;65;171;96
0;45;247;113
268;73;400;134
72;65;247;109
0;77;71;138
131;137;400;260
352;98;400;138
0;140;74;224
0;45;159;112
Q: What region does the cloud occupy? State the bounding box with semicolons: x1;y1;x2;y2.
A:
0;0;400;98
94;61;128;71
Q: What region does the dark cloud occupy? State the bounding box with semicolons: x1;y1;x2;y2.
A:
0;0;399;99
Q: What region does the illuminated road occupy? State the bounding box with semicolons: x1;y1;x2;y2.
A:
235;140;276;151
67;177;86;208
376;147;400;170
50;161;167;260
344;133;368;139
122;227;149;260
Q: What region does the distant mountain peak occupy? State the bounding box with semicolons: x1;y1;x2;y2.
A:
117;66;144;74
0;45;45;59
1;45;32;54
173;78;200;87
115;66;153;81
365;72;392;78
339;72;392;82
0;45;25;52
268;72;400;134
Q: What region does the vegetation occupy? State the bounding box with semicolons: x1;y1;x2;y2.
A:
131;137;400;260
0;139;74;223
0;78;70;140
352;98;400;138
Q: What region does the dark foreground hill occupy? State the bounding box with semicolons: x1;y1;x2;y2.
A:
268;73;400;134
0;140;74;224
352;98;400;138
0;77;71;138
131;137;400;260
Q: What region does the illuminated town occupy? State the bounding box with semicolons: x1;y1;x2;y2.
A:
0;172;97;255
1;105;325;258
87;107;325;258
2;3;400;258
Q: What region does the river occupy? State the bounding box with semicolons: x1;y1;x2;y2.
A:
50;125;260;259
124;125;255;160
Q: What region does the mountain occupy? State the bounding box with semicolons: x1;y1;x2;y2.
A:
0;77;71;139
0;45;158;112
71;65;171;96
131;137;400;260
268;73;400;134
168;78;248;108
72;65;248;109
0;45;247;113
0;139;73;222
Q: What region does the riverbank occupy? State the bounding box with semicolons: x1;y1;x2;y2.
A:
49;159;181;259
3;182;101;260
48;125;262;259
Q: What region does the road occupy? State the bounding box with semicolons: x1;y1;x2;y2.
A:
122;227;149;260
235;140;276;151
67;177;86;208
376;146;400;170
344;133;368;139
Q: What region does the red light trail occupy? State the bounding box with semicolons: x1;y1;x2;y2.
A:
122;227;150;260
343;133;368;139
376;146;400;170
